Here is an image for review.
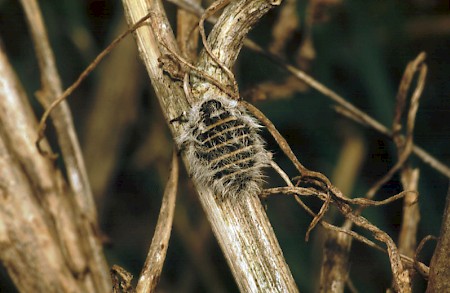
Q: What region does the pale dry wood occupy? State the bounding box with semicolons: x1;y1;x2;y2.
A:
111;265;134;293
176;0;201;61
318;231;351;293
0;44;94;293
136;151;178;293
393;55;424;261
19;1;111;291
19;0;99;228
121;0;299;291
365;54;426;200
317;129;365;293
392;58;422;286
0;131;80;293
426;183;450;292
173;4;228;292
398;169;420;257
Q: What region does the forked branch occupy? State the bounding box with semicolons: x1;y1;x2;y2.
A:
121;0;298;292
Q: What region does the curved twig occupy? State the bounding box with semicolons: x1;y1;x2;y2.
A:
36;12;154;151
136;150;178;293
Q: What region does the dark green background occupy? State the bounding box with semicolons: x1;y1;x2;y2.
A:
0;0;449;292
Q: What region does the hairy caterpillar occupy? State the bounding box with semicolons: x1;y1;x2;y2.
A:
177;95;271;200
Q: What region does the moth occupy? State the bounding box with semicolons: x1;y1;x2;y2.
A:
177;95;271;200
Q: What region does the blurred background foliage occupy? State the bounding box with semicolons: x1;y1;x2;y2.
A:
0;0;449;292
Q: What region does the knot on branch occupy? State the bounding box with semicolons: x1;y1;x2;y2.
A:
159;54;186;81
111;265;135;293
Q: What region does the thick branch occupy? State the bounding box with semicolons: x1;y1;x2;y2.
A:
193;0;279;96
121;0;298;291
0;42;95;293
19;1;110;291
426;183;450;292
19;0;99;225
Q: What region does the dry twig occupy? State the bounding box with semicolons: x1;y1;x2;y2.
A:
267;159;429;280
136;150;178;293
393;55;425;264
36;12;154;148
414;235;436;279
111;265;135;293
167;0;450;179
0;42;100;292
121;0;298;291
366;53;426;199
1;1;112;291
247;41;450;179
2;0;443;292
248;95;412;291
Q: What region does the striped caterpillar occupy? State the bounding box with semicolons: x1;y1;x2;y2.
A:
177;95;271;200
